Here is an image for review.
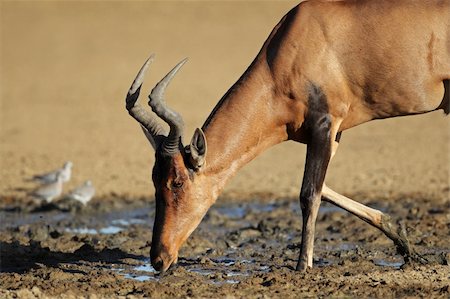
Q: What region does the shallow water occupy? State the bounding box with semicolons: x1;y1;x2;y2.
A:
1;195;449;299
1;198;448;290
372;259;403;269
115;260;159;282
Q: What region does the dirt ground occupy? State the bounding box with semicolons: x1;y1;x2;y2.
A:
1;1;449;298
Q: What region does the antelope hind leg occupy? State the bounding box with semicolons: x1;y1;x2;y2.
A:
322;185;428;264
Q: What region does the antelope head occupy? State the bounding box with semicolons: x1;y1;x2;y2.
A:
126;55;212;273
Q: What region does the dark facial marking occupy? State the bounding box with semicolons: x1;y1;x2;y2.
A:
152;153;189;207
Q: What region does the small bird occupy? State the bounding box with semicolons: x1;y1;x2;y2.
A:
31;161;73;184
29;171;64;203
66;180;95;206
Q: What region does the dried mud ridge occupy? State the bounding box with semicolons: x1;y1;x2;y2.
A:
1;194;449;298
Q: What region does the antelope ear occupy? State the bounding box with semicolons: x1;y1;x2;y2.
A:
189;128;207;170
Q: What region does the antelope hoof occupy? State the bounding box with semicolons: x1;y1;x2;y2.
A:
393;221;428;265
404;251;429;265
295;260;309;271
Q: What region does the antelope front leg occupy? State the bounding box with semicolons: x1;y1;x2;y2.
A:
296;113;336;271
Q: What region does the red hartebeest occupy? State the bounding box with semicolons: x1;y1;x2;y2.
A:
126;0;449;272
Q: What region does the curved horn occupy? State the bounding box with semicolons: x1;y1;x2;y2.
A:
149;58;188;156
126;54;167;149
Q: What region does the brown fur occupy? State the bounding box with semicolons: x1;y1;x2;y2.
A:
129;0;449;272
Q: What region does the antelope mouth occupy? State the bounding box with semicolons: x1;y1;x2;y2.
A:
151;253;178;274
161;259;178;274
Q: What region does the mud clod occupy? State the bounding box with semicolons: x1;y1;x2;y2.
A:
1;195;449;298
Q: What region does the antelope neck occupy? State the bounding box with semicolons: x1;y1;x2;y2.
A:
200;73;290;197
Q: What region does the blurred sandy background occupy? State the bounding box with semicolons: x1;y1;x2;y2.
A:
1;1;449;201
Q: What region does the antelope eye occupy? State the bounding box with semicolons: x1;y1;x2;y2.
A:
172;180;184;188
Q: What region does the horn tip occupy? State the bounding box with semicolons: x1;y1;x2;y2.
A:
128;53;156;95
146;53;156;65
179;57;189;67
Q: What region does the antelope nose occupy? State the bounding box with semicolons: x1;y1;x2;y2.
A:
151;256;164;272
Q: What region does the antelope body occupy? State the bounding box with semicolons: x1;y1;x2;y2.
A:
126;0;449;272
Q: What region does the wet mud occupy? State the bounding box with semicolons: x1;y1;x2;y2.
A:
1;194;449;298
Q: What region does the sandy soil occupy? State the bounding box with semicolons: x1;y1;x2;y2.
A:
1;1;449;298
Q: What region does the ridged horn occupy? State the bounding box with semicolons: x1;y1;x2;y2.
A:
126;54;167;149
148;58;188;156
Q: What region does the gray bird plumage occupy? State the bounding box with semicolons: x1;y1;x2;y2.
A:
66;180;95;206
31;161;73;184
30;171;64;203
32;161;73;184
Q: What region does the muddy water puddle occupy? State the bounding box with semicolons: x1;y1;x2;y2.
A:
36;201;305;284
109;259;158;282
1;196;449;297
2;200;426;276
106;256;271;285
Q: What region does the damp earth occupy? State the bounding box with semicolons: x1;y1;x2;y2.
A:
1;194;449;298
